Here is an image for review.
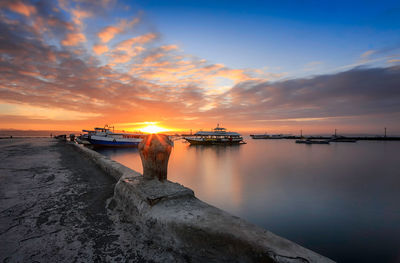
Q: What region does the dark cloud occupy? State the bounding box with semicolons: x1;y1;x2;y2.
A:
211;66;400;122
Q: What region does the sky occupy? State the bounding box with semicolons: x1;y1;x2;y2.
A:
0;0;399;134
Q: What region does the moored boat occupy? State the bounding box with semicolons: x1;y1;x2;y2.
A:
78;126;144;147
329;135;357;143
88;133;142;147
250;133;290;139
184;125;245;145
296;139;330;144
250;134;270;139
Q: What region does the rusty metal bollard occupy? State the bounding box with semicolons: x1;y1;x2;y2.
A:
138;134;173;181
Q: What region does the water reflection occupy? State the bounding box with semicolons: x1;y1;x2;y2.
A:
183;144;243;209
95;139;400;263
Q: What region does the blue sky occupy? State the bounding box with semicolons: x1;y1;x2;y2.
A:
126;0;400;77
0;0;399;133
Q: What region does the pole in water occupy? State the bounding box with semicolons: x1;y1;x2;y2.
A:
384;127;387;138
300;129;302;137
334;129;337;137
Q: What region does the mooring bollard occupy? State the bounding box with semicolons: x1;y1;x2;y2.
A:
138;134;173;181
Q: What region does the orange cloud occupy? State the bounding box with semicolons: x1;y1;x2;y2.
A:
142;53;165;65
109;46;145;64
105;33;157;65
97;18;139;43
115;33;157;51
93;44;109;55
7;1;36;17
98;26;122;43
70;8;92;27
161;45;179;51
61;33;86;46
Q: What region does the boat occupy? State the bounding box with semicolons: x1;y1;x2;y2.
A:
250;134;270;139
88;133;142;147
78;126;144;147
184;124;245;145
76;129;97;145
329;135;357;143
296;139;330;144
250;134;290;139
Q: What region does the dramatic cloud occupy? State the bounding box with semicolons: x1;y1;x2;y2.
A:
0;0;399;132
219;66;400;121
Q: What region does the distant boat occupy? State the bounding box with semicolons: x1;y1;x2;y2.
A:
184;124;245;145
329;135;357;143
250;133;290;139
296;139;330;144
250;134;270;139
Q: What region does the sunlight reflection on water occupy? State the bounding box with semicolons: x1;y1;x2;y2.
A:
95;138;400;263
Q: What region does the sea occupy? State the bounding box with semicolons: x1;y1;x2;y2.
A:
94;137;400;263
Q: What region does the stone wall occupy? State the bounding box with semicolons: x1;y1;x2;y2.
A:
70;142;335;263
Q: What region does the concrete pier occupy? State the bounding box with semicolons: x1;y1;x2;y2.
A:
0;138;188;262
0;137;335;262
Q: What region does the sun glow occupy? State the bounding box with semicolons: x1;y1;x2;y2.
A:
139;125;170;134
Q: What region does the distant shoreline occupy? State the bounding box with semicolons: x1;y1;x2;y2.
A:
1;129;400;138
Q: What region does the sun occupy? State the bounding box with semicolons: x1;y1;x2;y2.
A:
139;125;170;134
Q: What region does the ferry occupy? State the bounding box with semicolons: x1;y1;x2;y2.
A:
184;125;245;145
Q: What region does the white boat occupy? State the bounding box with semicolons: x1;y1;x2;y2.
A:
79;126;144;147
184;124;245;145
88;133;142;147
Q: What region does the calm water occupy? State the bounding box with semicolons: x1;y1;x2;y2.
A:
95;138;400;263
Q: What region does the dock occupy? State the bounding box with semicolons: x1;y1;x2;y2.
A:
0;137;335;262
0;138;177;262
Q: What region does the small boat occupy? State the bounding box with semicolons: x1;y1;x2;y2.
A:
296;139;330;144
76;129;96;145
184;124;245;145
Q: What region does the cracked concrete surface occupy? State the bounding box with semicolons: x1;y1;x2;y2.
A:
0;138;185;262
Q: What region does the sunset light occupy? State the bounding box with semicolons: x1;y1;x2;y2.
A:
139;125;170;134
1;1;400;263
0;0;398;134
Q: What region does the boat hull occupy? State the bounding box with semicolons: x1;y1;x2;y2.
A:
88;136;142;148
185;138;244;145
296;140;330;144
250;135;270;139
330;139;357;143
